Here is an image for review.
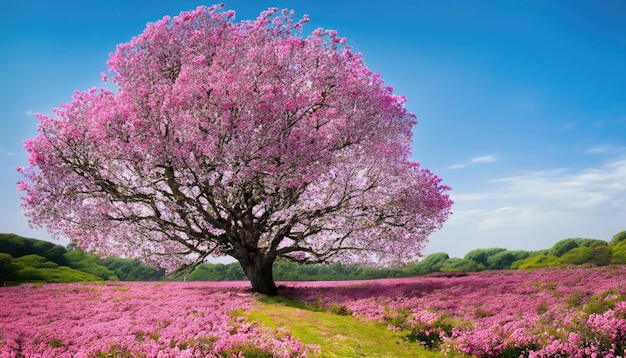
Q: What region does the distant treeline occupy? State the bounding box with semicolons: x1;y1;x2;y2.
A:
2;231;626;284
179;231;626;281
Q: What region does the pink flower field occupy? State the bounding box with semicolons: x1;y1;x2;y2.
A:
0;281;317;357
283;265;626;357
1;265;625;357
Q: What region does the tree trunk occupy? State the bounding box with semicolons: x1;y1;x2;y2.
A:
237;253;278;296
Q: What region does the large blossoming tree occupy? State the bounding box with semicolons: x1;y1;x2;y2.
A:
18;5;452;295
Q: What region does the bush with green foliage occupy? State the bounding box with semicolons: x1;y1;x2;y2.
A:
611;240;626;264
16;254;60;269
272;261;300;281
440;258;481;272
412;252;450;275
559;246;593;265
0;233;69;266
101;257;165;281
547;238;607;257
273;261;393;281
588;246;613;266
174;261;410;282
63;249;118;280
0;234;168;283
609;230;626;246
464;247;506;268
0;253;20;283
547;238;612;267
184;263;245;281
486;250;532;270
511;254;561;269
11;254;101;283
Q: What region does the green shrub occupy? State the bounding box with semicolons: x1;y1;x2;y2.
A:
487;250;532;269
405;313;458;349
464;247;507;267
63;249;118;280
0;253;19;282
548;238;607;257
16;266;47;281
12;254;102;283
35;266;101;283
558;246;613;266
440;258;481;272
412;252;449;275
14;254;59;269
559;247;593;265
0;234;68;266
511;254;560;269
589;246;612;266
611;240;626;264
583;289;626;315
609;230;626;246
102;257;165;281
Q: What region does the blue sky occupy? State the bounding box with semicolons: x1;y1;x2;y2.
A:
1;0;625;259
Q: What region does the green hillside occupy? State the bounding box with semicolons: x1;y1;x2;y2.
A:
0;253;101;283
0;233;164;284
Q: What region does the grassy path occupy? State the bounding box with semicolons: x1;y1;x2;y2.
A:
245;296;460;357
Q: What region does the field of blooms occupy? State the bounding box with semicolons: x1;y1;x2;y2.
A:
0;281;318;357
2;266;625;357
283;265;626;357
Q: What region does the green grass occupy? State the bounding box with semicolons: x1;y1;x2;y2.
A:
244;296;462;357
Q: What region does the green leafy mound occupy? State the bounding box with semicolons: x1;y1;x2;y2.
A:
0;233;164;284
0;253;100;283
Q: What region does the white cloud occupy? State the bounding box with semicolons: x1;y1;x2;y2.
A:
0;148;16;157
471;154;498;163
24;110;35;117
586;145;626;155
446;154;498;169
491;159;626;211
426;157;626;257
449;193;498;202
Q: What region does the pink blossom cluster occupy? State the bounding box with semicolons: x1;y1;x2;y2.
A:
282;266;626;357
0;281;318;357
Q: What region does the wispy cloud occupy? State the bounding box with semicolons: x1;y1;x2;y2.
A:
586;144;626;155
471;154;498;163
446;154;498;169
24;110;35;117
427;158;626;256
490;159;626;210
0;148;16;157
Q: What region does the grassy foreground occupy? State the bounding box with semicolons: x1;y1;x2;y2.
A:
245;296;460;357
